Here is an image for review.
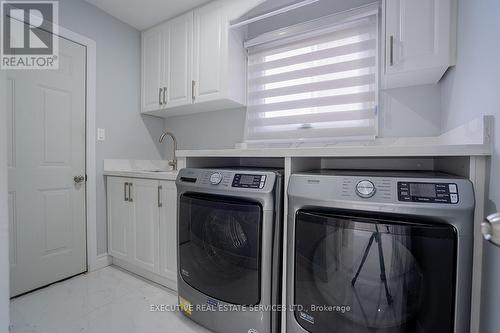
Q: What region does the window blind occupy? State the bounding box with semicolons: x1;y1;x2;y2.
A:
245;13;379;144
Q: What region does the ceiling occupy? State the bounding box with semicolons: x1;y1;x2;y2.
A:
85;0;212;30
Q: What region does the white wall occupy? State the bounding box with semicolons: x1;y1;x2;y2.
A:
164;107;246;152
440;0;500;331
56;0;164;254
163;84;441;157
0;62;10;333
379;85;441;137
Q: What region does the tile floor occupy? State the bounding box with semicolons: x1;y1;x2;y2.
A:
10;266;212;333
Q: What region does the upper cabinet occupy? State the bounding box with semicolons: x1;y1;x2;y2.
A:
141;0;246;117
141;24;164;113
141;12;192;114
382;0;457;89
193;1;226;104
166;12;193;108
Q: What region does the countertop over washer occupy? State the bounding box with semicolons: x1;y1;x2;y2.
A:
177;116;492;158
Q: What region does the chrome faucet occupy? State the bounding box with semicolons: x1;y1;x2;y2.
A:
159;131;178;171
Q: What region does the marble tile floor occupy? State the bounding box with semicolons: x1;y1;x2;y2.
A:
10;266;212;333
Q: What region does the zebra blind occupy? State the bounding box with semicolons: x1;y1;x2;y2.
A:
245;13;379;144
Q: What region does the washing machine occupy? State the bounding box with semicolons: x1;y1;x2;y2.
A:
176;168;283;333
287;170;475;333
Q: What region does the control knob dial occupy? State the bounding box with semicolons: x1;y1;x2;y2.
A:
356;180;376;198
209;172;223;185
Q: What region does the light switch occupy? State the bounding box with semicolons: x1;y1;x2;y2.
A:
97;128;105;141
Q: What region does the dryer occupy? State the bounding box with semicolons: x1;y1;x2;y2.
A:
176;168;283;333
287;170;475;333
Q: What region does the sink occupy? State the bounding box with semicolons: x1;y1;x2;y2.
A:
103;160;178;178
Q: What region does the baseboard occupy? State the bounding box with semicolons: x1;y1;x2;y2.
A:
112;257;177;292
89;253;112;272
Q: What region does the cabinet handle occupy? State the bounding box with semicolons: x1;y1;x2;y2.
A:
158;185;163;207
192;80;196;102
163;87;167;105
159;88;163;105
128;183;133;202
389;35;394;66
124;182;129;202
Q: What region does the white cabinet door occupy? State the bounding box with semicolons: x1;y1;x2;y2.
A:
158;181;177;285
141;26;164;112
166;12;193;108
193;1;227;103
129;179;159;273
107;177;131;261
384;0;454;88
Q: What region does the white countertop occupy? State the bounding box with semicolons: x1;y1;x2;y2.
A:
176;142;490;158
104;117;492;168
103;170;178;180
103;160;178;180
177;116;493;158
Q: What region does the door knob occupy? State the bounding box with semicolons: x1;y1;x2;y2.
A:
482;213;500;246
73;175;86;184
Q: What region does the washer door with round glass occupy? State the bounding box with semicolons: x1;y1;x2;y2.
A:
294;210;457;333
179;193;262;305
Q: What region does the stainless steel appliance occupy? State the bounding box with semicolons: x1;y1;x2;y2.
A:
176;168;283;333
287;170;475;333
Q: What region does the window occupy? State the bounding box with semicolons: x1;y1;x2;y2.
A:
245;10;379;144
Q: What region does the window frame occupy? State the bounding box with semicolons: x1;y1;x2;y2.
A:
243;3;381;147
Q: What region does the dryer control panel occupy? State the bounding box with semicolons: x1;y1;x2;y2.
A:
232;174;266;189
177;168;279;193
398;182;459;204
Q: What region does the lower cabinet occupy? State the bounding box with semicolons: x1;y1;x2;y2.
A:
158;181;177;281
129;179;159;273
107;177;132;262
106;176;177;290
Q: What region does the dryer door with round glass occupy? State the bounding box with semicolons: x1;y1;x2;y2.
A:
294;210;457;333
179;193;262;305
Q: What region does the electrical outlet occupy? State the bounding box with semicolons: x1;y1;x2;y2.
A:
97;128;105;141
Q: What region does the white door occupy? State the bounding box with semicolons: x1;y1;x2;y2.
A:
159;181;177;284
107;177;131;262
193;1;227;103
385;0;452;74
7;35;87;297
129;179;159;273
166;11;193;108
141;25;164;112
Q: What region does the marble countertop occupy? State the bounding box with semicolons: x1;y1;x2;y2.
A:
176;142;491;158
103;160;178;181
177;116;493;158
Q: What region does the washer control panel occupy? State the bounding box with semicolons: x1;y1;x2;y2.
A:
398;182;459;204
232;174;266;189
